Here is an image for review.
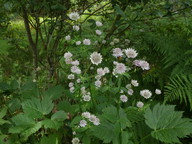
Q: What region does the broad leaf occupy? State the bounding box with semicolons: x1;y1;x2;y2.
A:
144;103;192;143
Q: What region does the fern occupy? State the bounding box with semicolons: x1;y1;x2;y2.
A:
164;74;192;110
144;103;192;143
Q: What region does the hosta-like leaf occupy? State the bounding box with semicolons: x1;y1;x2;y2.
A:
144;103;192;143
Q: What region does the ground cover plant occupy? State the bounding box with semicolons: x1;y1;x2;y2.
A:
1;0;192;144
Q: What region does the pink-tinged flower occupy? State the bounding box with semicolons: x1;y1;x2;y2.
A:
136;101;144;108
140;89;152;99
79;120;87;127
96;21;103;26
155;89;161;95
140;60;150;70
114;63;126;74
83;39;91;45
120;95;128;102
96;30;102;35
124;48;138;58
69;12;80;21
90;52;103;65
112;48;123;58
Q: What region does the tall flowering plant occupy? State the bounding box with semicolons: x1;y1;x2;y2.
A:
61;12;162;144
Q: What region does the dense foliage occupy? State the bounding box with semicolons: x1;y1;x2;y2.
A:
1;0;192;143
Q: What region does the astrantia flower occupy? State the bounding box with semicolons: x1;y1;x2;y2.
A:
83;95;91;101
72;137;80;144
65;58;72;64
73;25;80;31
131;80;139;87
69;82;74;88
90;52;103;65
93;118;100;126
140;60;150;70
155;89;161;95
126;84;132;89
89;115;97;122
71;60;80;66
69;12;80;21
76;41;81;45
97;68;105;76
65;35;71;41
96;30;102;35
133;60;141;67
79;120;87;127
124;48;138;58
104;67;110;73
140;89;152;99
113;38;119;43
114;63;126;74
64;52;73;59
110;42;114;46
102;40;106;44
95;80;102;87
120;95;128;102
136;101;144;108
112;48;123;58
83;39;91;45
82;112;91;119
128;89;134;95
76;79;81;83
70;87;75;93
96;21;103;26
68;74;75;80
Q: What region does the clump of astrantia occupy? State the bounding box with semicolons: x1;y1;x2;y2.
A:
90;52;103;65
81;112;100;126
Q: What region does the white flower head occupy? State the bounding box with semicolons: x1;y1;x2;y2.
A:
68;74;75;80
120;95;128;102
95;80;102;87
96;21;103;26
113;38;120;43
112;48;123;58
124;48;138;58
83;95;91;101
114;63;126;74
110;41;115;46
90;52;103;65
73;25;80;31
71;66;81;74
72;137;80;144
140;60;150;70
65;58;72;64
102;40;106;44
71;60;80;66
136;101;144;108
93;118;100;125
97;68;105;76
65;35;71;41
126;84;132;89
128;89;134;95
155;89;161;95
83;39;91;45
64;52;73;59
69;12;80;21
76;41;81;45
104;67;110;73
76;79;81;83
79;120;87;127
140;89;152;99
96;30;102;35
82;112;91;119
89;115;97;122
69;82;74;88
70;87;75;93
131;80;139;87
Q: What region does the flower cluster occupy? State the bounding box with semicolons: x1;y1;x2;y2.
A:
94;67;110;88
81;87;91;102
81;112;100;126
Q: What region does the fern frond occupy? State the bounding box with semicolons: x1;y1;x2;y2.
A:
164;74;192;110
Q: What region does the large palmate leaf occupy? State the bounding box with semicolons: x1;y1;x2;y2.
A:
22;96;54;119
92;106;132;144
144;103;192;143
